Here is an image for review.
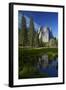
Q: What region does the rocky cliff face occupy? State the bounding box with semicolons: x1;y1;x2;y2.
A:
38;27;53;42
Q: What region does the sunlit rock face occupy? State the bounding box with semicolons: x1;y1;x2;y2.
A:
38;27;53;42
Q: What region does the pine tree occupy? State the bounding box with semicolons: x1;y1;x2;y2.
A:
34;31;39;47
20;15;27;46
28;17;35;47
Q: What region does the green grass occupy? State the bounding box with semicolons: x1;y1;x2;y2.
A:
19;47;58;56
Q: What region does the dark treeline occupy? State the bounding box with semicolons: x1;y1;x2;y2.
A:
19;15;42;47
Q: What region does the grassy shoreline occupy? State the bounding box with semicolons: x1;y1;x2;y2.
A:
19;47;58;55
19;47;58;62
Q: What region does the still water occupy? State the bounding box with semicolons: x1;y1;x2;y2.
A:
19;54;58;79
37;54;58;77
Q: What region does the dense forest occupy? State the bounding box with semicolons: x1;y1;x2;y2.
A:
19;15;42;47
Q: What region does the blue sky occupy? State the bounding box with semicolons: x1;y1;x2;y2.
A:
18;11;58;38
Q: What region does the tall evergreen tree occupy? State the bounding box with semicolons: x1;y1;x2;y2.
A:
19;15;27;46
28;17;35;47
34;31;39;47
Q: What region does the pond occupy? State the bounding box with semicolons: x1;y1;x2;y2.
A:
19;51;58;79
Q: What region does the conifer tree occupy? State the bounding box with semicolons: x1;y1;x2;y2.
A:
28;17;35;47
20;15;27;46
34;31;39;47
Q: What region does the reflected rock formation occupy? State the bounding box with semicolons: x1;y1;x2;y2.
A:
37;54;48;68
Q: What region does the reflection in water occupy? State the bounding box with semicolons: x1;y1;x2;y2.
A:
37;55;48;68
19;54;58;79
38;56;58;77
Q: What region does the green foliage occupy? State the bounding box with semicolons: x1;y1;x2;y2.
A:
19;16;28;46
28;17;35;47
19;16;40;47
49;38;58;47
34;32;39;47
19;47;58;56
